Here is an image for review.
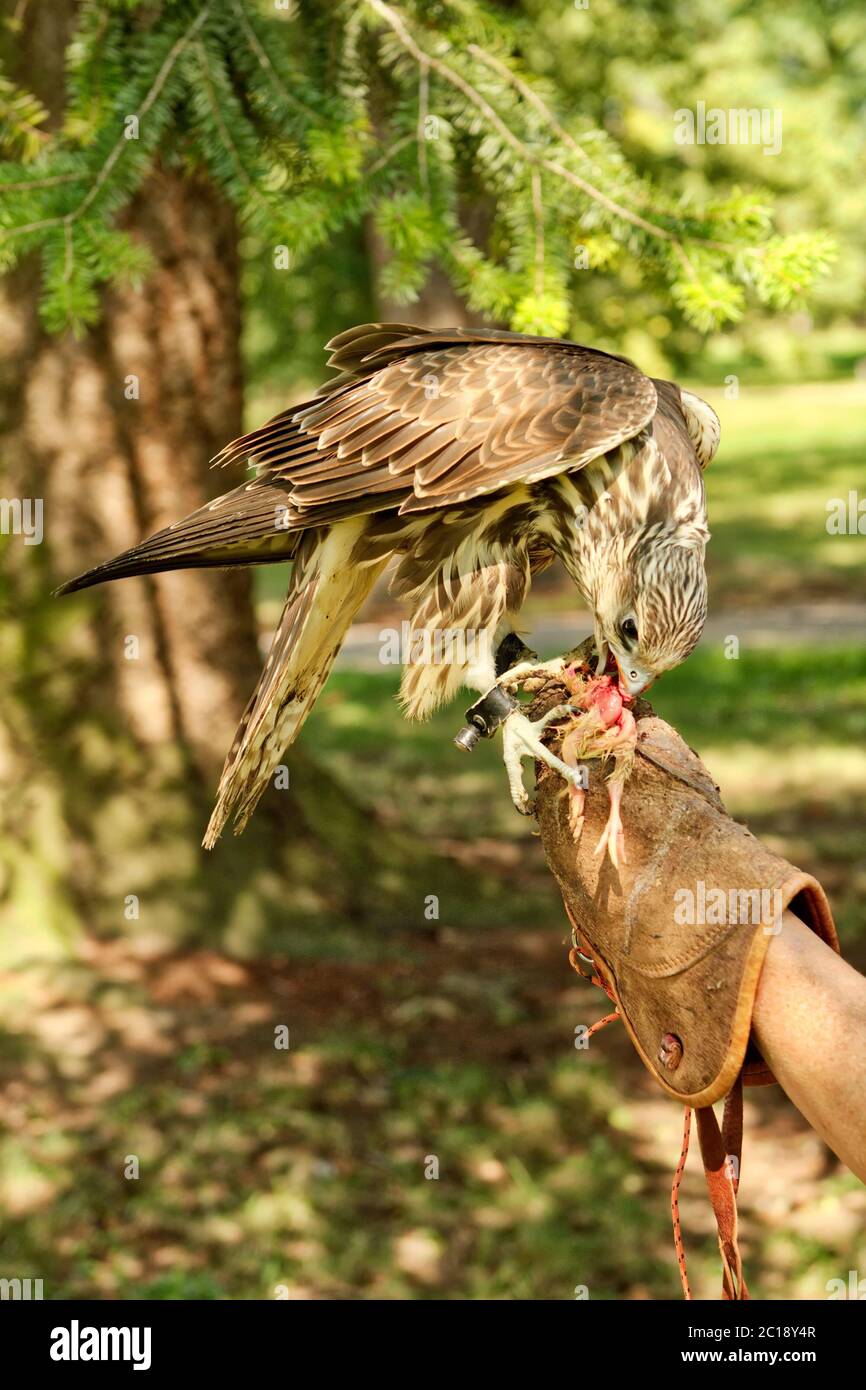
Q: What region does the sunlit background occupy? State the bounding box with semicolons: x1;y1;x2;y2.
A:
1;0;865;1300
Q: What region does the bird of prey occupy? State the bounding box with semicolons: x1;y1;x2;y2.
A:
59;322;719;850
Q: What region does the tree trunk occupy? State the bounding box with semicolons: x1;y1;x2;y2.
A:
26;164;256;772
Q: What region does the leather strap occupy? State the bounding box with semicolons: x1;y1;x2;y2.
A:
695;1078;749;1300
671;1107;692;1299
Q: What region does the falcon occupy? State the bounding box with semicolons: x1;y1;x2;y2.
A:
58;323;719;850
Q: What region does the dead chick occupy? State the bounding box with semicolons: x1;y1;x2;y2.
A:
557;667;637;869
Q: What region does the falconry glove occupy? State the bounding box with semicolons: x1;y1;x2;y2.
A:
530;678;839;1299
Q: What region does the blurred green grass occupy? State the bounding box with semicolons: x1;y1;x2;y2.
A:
3;915;863;1301
701;381;866;606
311;648;866;810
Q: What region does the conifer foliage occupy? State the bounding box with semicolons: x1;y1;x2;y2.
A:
0;0;835;337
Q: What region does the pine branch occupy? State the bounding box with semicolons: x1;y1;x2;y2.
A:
0;5;211;247
530;168;544;295
0;0;837;338
0;75;49;160
192;38;268;209
465;43;625;194
229;0;321;124
365;0;696;272
0;170;83;193
417;57;429;194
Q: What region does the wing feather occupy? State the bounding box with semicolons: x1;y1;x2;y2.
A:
210;324;658;526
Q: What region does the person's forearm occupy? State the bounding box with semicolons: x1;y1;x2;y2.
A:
752;910;866;1182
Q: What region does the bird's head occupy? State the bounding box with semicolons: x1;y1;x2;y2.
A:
590;526;709;697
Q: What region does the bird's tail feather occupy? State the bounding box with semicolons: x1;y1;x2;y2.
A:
55;480;297;595
202;519;388;849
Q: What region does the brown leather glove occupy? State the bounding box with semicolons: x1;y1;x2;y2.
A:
531;683;839;1108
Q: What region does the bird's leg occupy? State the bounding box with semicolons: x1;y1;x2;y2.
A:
501;702;582;815
497;655;567;693
559;722;590;839
592;717;636;869
460;639;591;817
594;775;627;870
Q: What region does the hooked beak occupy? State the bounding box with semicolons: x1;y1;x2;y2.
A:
615;659;654;698
594;636;654;697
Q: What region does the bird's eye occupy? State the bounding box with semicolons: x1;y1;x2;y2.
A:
621;617;639;645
